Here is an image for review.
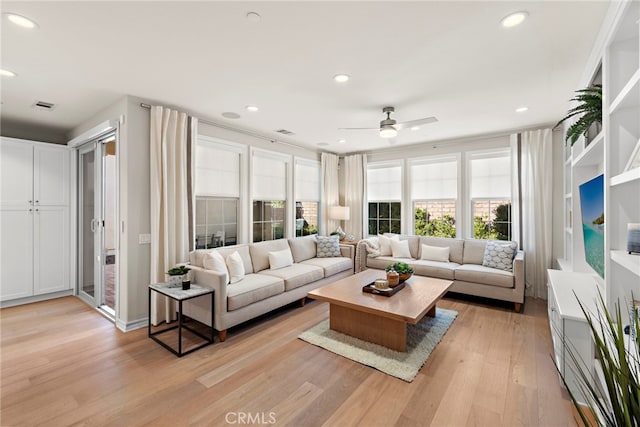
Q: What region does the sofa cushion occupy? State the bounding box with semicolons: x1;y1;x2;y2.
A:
418;236;464;264
288;235;317;263
250;239;290;272
411;260;460;280
420;244;450;262
316;235;341;257
227;274;285;311
268;248;294;270
258;264;324;291
203;250;229;284
391;239;412;258
463;239;487;265
482;240;518;272
399;235;420;259
213;245;254;274
454;264;514;288
226;251;246;284
301;257;352;277
366;255;411;271
378;234;399;256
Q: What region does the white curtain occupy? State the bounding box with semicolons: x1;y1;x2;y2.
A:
520;129;553;298
321;152;339;235
344;154;367;240
150;106;197;325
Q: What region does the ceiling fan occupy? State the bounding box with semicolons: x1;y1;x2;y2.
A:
339;106;438;139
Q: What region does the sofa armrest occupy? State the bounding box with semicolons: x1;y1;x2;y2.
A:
189;265;228;315
355;237;378;273
339;244;354;262
513;250;525;303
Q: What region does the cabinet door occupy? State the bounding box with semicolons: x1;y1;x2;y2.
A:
34;145;69;206
0;209;33;301
0;139;33;208
33;206;69;295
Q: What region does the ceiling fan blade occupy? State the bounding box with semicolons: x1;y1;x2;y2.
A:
395;116;438;130
338;127;380;131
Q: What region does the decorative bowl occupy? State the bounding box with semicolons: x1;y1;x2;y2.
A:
398;273;412;284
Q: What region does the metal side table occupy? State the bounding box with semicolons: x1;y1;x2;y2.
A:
148;283;215;357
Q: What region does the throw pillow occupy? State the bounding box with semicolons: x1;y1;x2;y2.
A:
390;239;412;258
203;250;229;284
420;244;450;263
225;251;245;284
482;240;518;272
268;248;294;270
378;234;399;256
316;235;341;257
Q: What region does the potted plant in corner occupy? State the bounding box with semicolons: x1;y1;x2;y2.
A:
167;265;191;290
555;84;602;147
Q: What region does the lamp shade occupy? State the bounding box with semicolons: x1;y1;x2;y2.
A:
329;206;350;221
379;125;397;138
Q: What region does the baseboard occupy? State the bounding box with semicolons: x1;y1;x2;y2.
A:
116;317;148;332
0;290;74;308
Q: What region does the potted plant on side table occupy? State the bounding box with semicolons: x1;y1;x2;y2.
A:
167;265;192;290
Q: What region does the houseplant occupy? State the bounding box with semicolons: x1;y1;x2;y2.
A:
167;265;191;289
555;84;602;146
385;262;414;283
557;292;639;426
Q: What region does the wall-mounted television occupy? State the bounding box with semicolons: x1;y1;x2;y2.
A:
578;174;605;278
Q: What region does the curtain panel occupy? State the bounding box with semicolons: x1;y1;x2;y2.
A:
150;106;197;325
344;154;367;240
321;152;339;235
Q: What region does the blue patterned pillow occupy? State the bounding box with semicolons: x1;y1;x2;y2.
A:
482;240;518;272
316;235;341;257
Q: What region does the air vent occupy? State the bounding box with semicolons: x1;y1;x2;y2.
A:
275;129;295;135
32;100;55;110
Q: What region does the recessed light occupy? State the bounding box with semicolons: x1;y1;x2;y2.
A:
4;13;38;29
246;12;261;23
222;112;241;119
333;74;350;83
501;11;528;28
411;126;420;131
245;105;259;112
515;106;529;113
338;139;346;144
0;69;17;77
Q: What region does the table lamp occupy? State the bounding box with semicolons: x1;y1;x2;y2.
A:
329;206;350;239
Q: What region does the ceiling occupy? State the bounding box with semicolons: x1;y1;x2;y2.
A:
1;1;609;154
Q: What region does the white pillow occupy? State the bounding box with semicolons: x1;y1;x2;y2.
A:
390;239;412;258
203;251;229;284
420;244;450;262
378;234;399;256
268;248;294;270
225;251;245;284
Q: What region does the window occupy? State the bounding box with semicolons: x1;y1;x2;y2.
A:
195;198;238;248
469;150;512;240
295;159;320;237
194;137;241;248
411;157;458;238
367;163;402;235
252;151;289;242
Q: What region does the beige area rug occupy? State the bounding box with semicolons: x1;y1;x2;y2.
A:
298;308;457;382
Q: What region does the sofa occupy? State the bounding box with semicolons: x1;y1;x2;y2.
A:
183;235;354;341
356;235;525;312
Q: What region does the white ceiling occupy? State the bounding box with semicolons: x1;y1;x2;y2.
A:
1;1;608;153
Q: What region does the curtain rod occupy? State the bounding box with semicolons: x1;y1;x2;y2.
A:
139;102;309;151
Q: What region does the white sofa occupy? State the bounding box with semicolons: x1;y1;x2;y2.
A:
356;235;525;312
184;235;354;341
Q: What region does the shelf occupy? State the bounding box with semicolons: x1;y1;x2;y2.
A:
565;227;573;235
556;258;572;271
610;167;640;186
610;250;640;276
610;68;640;113
565;193;572;199
565;157;573;167
572;131;604;167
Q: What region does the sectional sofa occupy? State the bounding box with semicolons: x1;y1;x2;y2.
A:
356;234;525;312
183;235;354;341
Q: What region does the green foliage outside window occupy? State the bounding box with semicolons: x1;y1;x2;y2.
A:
473;203;511;240
414;208;456;238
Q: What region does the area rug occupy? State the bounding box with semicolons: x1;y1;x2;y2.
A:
298;308;457;382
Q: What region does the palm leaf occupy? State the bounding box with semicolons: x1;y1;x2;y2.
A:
555;85;602;145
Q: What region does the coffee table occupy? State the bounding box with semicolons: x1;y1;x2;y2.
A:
307;269;453;352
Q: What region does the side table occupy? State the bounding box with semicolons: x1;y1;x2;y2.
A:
148;282;215;357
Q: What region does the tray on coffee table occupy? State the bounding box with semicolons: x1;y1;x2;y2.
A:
362;281;405;297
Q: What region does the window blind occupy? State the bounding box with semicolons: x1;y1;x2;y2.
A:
367;164;402;201
470;152;511;198
195;140;240;198
294;159;320;201
410;158;457;199
252;152;287;200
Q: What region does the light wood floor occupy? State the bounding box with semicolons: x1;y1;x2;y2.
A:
1;295;578;426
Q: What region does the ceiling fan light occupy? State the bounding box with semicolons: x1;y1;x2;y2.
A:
380;125;397;138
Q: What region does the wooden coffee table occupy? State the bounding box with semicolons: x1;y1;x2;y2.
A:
307;269;453;352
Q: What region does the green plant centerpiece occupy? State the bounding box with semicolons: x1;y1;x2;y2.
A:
167;265;191;284
555;84;602;146
557;292;639;426
385;262;414;284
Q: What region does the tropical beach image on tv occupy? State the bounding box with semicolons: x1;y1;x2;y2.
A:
578;174;605;278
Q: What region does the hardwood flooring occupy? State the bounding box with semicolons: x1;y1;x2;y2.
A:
0;295;578;426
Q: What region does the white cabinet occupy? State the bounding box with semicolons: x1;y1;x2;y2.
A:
0;137;71;303
547;269;600;405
